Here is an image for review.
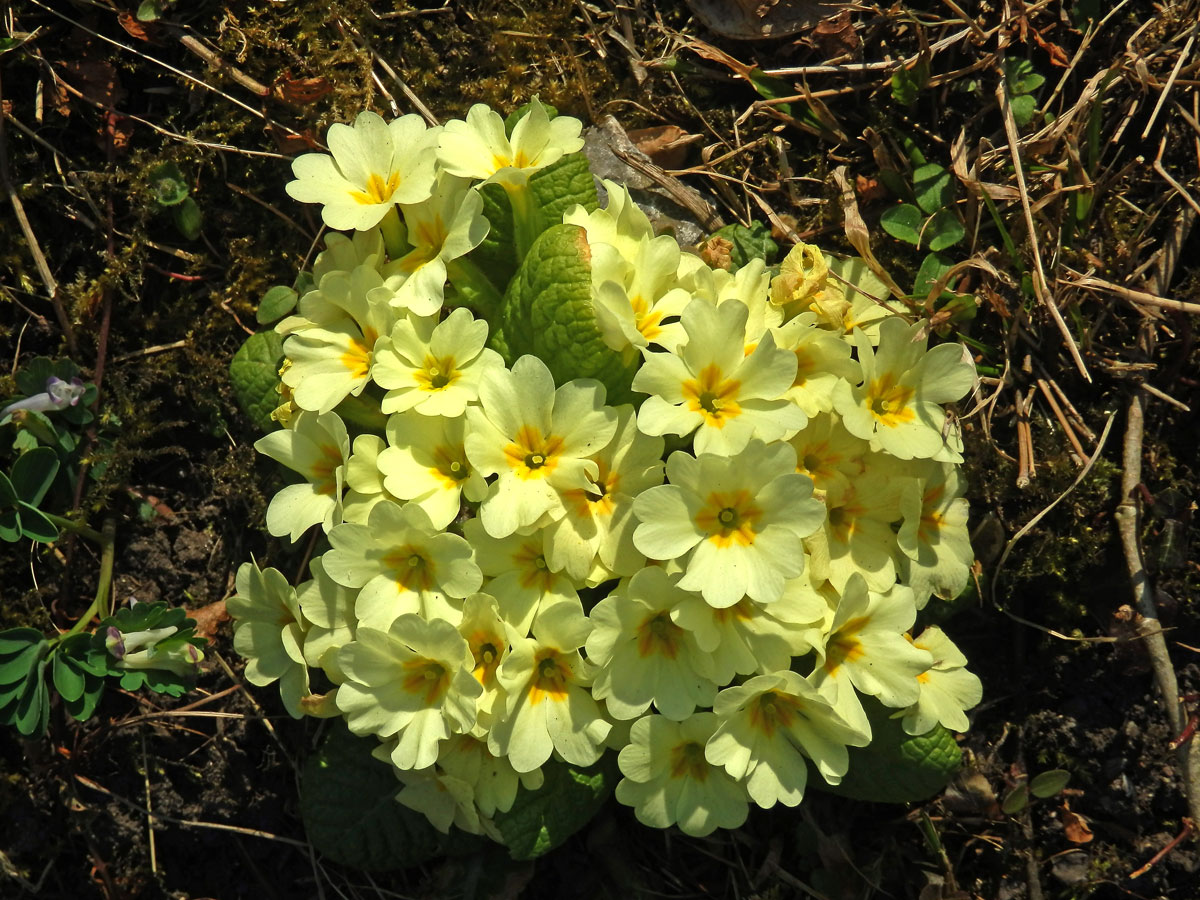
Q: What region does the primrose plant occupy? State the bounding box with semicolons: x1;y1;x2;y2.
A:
0;358;205;737
228;98;982;852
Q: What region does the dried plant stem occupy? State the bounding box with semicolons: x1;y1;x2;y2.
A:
996;82;1091;382
1115;384;1200;827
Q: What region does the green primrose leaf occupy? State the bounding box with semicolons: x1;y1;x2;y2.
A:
256;286;299;324
505;98;559;136
150;162;189;207
300;722;444;870
528;152;599;236
813;699;962;803
493;754;618;860
708;221;780;271
229;330;285;432
497;223;637;405
912;164;954;215
11;446;60;506
926;208;966;251
173;196;203;240
18;503;59;543
462;182;518;296
1030;769;1071;798
880;204;924;246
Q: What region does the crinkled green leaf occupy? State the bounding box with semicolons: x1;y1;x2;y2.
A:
229;330;285;432
256;286;299;324
300;722;443;871
912;164;954;216
709;221;779;271
457;182;517;309
11;446;60;507
812;700;962;803
493;755;618;860
926;209;965;252
1010;94;1037;128
880;204;924;247
528;152;599;234
497;224;637;404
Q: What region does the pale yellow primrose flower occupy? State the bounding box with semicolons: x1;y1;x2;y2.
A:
632;441;826;608
322;499;481;629
633;298;806;457
437;99;583;187
465;355;618;538
462;518;584;636
586;567;718;721
833;316;976;461
341;433;404;525
434;734;544;818
254;410;349;541
456;593;511;731
671;575;827;685
384;174;490;316
296;556;358;685
393;762;486;836
542;404;664;584
808;576;933;739
281;264;398;414
705;670;870;808
590;235;692;354
336;613;482;770
770;313;862;418
770;241;830;315
286;112;439;231
488;602;610;773
897;461;974;608
564;179;655;265
903;626;982;735
615;713;749;837
227;561;309;718
377;411;486;529
788;412;870;506
804;459;908;593
373;307;504;416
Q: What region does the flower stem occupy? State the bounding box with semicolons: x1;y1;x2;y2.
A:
503;181;542;261
378;205;407;260
63;518;117;638
42;511;104;544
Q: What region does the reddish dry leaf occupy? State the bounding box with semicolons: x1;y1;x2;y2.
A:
1032;28;1071;67
56;59;128;114
267;123;322;153
117;12;154;42
274;73;334;106
698;235;734;271
625;124;700;168
188;599;229;643
1063;804;1094;844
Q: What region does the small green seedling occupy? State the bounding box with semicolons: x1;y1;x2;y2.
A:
1004;59;1045;128
149;160;203;240
1000;768;1071;815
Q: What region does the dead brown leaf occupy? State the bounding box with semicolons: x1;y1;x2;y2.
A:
188;599;229;643
56;59;127;115
699;235;734;270
267;123;322;153
117;12;155;43
811;9;860;58
625;125;701;169
1063;802;1095;843
855;173;887;203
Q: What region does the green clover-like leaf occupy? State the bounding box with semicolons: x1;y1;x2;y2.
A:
256;285;299;325
912;163;954;216
880;204;924;247
926;208;966;252
11;446;60;507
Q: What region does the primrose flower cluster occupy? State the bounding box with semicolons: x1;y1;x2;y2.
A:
229;100;982;840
